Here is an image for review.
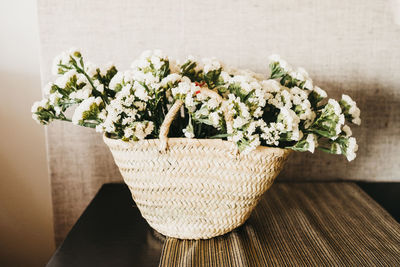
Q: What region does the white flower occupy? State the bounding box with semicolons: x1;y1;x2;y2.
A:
268;54;291;72
290;71;304;81
72;97;102;125
304;79;313;90
202;57;221;73
150;55;163;69
76;74;88;85
279;107;300;132
109;72;124;90
206;98;220;109
145;122;154;135
302;110;316;129
182;127;194;138
131;69;159;84
268;90;292;109
233;117;248;128
160;73;181;87
95;124;104;133
52;53;67;75
241;136;261;154
132;49;167;72
342;94;354;105
314;87;326;98
260;122;280;146
51;48;81;75
100;62;115;76
122;117;134;126
209;112;220;127
134;101;146;111
49;92;62;105
333;143;342;154
98;102;121;133
261;80;281;93
54;106;62;116
313;86;327;98
342;125;352;137
69;85;92;100
220;71;231;83
306;134;318;153
291;129;303;141
54;69;77;88
133;82;149;101
98;109;107;120
180;55;204;73
31;99;49;113
336;114;345;135
124;128;134;138
346;137;358;161
85;62;98;77
328;99;342;116
124;121;154;140
96;84;104;93
352;116;361;126
268;54;281;63
232;131;244;143
296;67;309;80
185;94;195;107
331;113;345;139
171;79;196;98
186;55;197;62
341;94;361;125
131;58;150;70
253;107;263;118
246;121;257;135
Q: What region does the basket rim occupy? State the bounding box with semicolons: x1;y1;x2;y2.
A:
103;134;291;156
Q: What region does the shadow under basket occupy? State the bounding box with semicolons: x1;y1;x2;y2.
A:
103;135;291;239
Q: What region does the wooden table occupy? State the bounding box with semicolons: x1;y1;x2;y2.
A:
47;182;400;266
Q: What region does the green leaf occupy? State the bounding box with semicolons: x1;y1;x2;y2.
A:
208;133;231;139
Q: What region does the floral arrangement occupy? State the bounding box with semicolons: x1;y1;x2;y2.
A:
32;49;361;160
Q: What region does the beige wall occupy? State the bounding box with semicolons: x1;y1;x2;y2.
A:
0;1;55;266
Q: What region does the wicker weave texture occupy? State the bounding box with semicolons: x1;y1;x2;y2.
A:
104;136;291;239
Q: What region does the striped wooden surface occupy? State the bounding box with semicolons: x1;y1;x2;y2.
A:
158;183;400;266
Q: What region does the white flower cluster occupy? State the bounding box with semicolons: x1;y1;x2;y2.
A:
340;94;361;125
269;54;313;90
96;83;152;139
32;48;117;129
202;57;222;74
95;50;182;140
266;55;360;160
31;99;52;124
177;57;320;154
72;96;103;125
32;49;361;161
52;48;81;75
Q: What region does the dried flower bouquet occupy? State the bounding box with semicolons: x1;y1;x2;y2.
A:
32;49;360;160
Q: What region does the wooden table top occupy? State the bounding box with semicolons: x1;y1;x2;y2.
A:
47;182;400;267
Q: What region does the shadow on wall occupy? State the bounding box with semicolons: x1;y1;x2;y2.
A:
280;77;400;181
0;70;55;266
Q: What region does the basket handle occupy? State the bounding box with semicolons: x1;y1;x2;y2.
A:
159;87;233;152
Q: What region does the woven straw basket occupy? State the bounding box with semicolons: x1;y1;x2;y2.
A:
103;88;291;239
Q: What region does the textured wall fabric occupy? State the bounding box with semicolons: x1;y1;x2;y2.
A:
37;0;400;244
